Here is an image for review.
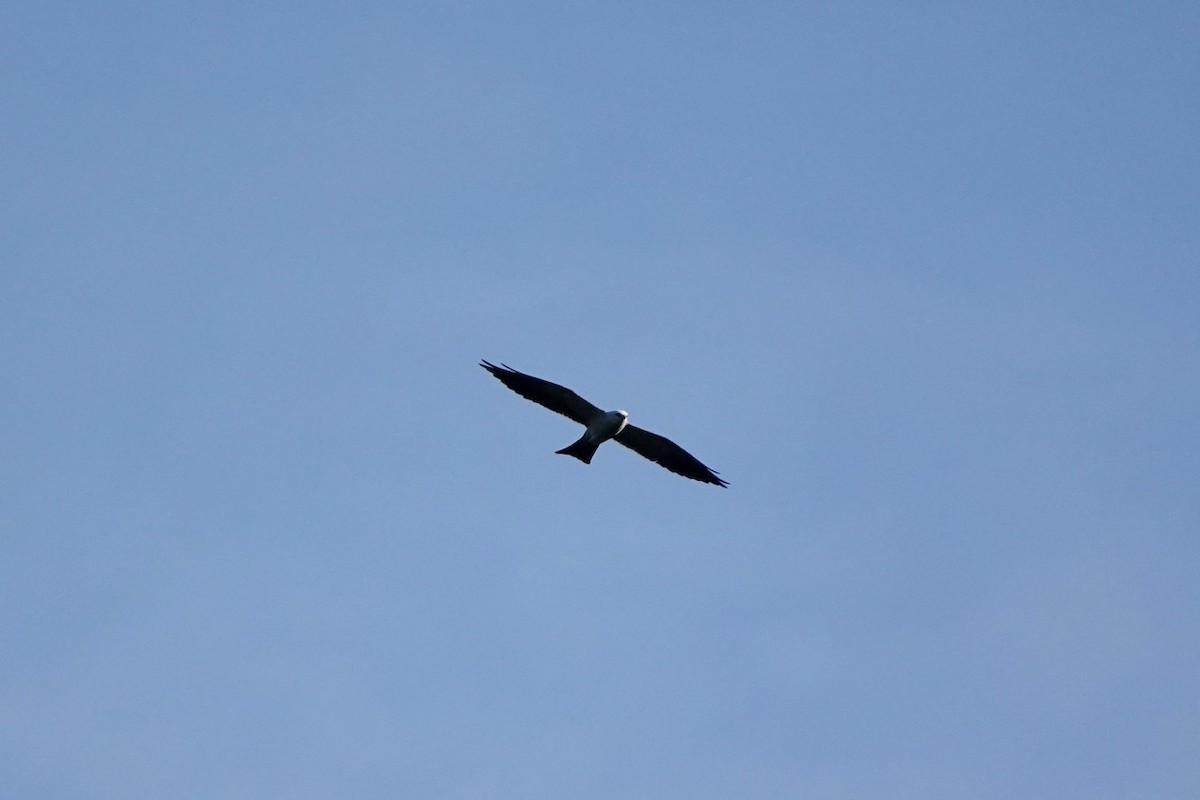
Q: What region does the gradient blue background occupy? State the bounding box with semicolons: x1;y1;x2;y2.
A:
4;3;1198;797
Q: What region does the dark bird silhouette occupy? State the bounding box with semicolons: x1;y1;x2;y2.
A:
480;361;728;487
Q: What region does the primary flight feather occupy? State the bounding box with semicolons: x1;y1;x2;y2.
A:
480;360;728;487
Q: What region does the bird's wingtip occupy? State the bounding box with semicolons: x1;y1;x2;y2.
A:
479;360;517;375
705;466;729;488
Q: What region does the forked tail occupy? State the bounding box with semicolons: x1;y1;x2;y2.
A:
555;436;600;464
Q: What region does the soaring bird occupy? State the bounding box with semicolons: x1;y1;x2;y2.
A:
480;360;728;487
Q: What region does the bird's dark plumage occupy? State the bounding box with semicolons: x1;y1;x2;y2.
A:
613;424;728;487
480;360;727;487
480;361;601;425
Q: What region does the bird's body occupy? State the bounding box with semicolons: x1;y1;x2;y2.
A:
555;409;628;464
480;361;727;487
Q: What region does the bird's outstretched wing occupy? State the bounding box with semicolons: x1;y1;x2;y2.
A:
613;424;728;487
480;361;603;425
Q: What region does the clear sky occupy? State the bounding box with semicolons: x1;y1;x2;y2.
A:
3;3;1198;797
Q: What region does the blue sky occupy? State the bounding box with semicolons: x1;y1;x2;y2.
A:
3;3;1198;797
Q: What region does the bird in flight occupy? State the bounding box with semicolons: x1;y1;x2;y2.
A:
480;361;728;487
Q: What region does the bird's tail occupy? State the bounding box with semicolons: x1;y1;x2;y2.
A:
556;435;600;464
